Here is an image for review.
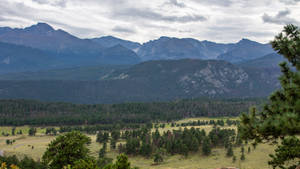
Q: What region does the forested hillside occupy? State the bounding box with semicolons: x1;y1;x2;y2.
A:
0;98;262;126
0;59;281;103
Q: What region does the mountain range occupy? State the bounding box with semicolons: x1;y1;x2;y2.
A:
0;22;278;74
0;22;287;103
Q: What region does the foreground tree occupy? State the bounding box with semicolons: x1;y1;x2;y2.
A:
42;131;92;169
104;154;135;169
240;24;300;169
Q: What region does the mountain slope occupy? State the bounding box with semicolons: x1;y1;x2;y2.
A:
101;45;141;65
0;42;58;74
217;39;274;63
137;37;205;61
183;39;233;59
0;65;130;80
238;53;286;69
0;23;103;56
0;59;281;103
92;36;141;50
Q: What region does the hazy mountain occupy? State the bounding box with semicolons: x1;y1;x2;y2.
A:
101;44;141;65
217;39;274;63
91;36;141;50
0;23;103;56
183;39;233;59
136;37;273;62
0;23;141;72
0;27;12;35
0;59;281;103
238;53;286;69
0;42;59;74
137;36;205;61
0;22;278;74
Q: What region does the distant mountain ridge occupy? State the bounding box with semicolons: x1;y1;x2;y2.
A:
217;39;274;63
0;22;276;74
0;23;141;72
136;36;275;62
92;36;141;50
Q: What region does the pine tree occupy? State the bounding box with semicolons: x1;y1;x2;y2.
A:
240;24;300;169
202;137;211;156
112;154;131;169
99;147;106;159
153;151;163;164
28;128;36;136
189;137;199;152
110;139;117;150
240;152;245;161
11;127;15;136
42;131;91;169
232;155;236;163
226;144;234;157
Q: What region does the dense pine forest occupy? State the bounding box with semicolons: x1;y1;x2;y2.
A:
0;98;263;126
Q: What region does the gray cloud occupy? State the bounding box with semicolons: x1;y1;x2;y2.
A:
113;7;206;23
165;0;186;8
0;16;7;21
112;26;136;34
262;9;300;25
32;0;67;7
193;0;233;7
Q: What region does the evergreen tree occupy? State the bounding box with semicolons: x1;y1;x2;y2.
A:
189;137;199;152
42;131;91;169
232;155;236;163
11;128;15;136
240;152;245;161
71;158;99;169
153;151;163;164
240;24;300;169
99;147;106;159
202;137;211;156
181;144;189;157
6;139;10;145
28;128;36;136
140;142;151;157
111;154;131;169
226;144;234;157
110;139;117;150
241;146;244;153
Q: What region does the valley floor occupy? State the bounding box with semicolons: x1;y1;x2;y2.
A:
0;118;275;169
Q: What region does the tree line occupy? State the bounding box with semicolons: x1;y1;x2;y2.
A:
0;98;262;126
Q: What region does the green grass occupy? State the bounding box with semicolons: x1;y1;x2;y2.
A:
0;118;275;169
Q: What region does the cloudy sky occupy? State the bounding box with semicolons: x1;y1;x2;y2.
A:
0;0;299;43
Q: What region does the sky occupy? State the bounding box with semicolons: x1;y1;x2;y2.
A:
0;0;299;43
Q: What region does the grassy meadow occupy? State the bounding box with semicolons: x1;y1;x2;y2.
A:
0;118;274;169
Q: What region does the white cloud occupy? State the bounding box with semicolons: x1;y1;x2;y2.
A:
0;0;299;43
